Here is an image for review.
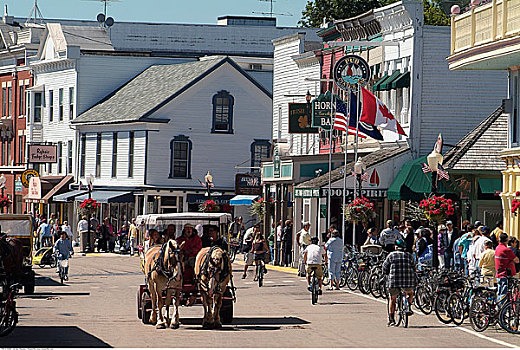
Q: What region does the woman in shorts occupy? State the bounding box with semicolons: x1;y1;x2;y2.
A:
252;232;269;281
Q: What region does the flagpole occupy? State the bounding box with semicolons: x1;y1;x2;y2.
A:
327;90;335;236
341;87;350;243
352;84;362;248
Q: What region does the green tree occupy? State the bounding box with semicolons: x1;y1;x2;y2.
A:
299;0;450;27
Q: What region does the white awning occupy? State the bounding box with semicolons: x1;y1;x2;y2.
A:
229;195;259;206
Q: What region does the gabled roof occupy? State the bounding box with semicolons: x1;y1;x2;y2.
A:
72;56;272;125
443;105;506;171
296;146;410;189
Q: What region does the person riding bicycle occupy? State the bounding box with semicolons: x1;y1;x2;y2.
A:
303;237;327;295
53;231;74;280
252;231;268;281
297;222;312;276
382;239;416;326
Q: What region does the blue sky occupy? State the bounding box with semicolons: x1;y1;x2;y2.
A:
4;0;309;27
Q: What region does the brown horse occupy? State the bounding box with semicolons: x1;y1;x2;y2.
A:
144;239;184;329
0;235;24;278
195;246;232;328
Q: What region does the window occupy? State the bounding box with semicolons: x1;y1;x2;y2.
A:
69;87;74;119
95;133;101;177
59;88;64;121
57;142;63;174
7;86;11;117
34;92;42;123
112;132;118;178
80;134;86;177
211;90;234;133
19;84;24;116
67;140;73;174
128;131;134;178
250;139;271;170
169;135;192;178
49;90;53;122
18;135;24;165
2;87;5;116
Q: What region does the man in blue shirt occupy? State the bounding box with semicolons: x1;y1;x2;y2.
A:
53;231;73;279
325;230;344;290
38;218;52;248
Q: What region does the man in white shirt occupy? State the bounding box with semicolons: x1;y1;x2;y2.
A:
472;226;491;276
297;222;312;276
241;225;257;279
76;216;89;250
62;221;75;246
303;237;328;294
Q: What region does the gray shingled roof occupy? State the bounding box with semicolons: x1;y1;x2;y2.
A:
61;25;114;51
443;106;506;171
296;146;410;189
73;57;241;125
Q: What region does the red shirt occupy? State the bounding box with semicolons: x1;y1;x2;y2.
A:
176;234;202;258
495;243;517;278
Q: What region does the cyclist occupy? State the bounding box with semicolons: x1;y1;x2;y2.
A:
252;231;269;281
53;231;74;280
303;237;327;295
382;239;416;326
296;222;312;276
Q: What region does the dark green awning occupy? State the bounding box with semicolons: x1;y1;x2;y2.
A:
391;71;410;89
478;178;502;194
380;71;401;91
388;156;453;201
372;73;389;92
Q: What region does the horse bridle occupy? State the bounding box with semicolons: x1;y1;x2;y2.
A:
165;247;183;288
199;249;226;295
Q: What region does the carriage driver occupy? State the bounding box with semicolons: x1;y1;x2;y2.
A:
176;223;202;272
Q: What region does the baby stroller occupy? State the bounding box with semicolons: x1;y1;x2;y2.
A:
33;247;57;269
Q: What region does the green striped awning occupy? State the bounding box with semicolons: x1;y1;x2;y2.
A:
380;71;401;91
372;73;389;92
391;71;410;89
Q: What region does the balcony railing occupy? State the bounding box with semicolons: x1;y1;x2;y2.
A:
451;0;520;55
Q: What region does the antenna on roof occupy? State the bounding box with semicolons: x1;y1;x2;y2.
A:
25;0;45;25
252;0;292;18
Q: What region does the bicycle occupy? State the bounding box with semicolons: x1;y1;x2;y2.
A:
498;276;520;334
227;240;240;263
322;262;330;286
255;260;265;287
309;266;320;305
0;279;20;337
58;258;69;284
387;288;410;328
469;285;498;332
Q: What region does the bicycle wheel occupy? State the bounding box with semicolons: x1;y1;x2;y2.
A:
0;301;18;337
395;295;403;327
469;297;491;332
346;268;358;291
358;270;370;294
229;246;236;263
311;276;318;305
339;267;347;288
322;265;330;286
416;286;433;315
434;291;453;324
257;264;263;287
448;293;465;326
402;294;409;328
369;273;382;299
499;301;520;334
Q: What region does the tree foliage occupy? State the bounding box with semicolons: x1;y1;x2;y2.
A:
299;0;450;28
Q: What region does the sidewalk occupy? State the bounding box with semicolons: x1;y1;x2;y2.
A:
234;259;298;275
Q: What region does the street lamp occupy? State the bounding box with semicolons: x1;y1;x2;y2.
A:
204;171;213;200
85;174;94;253
426;148;443;268
353;159;366;198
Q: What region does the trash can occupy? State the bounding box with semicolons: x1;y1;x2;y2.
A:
80;231;95;252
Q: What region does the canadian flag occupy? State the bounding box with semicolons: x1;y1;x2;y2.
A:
360;87;407;136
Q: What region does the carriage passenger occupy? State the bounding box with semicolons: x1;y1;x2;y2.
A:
144;229;163;253
176;223;202;271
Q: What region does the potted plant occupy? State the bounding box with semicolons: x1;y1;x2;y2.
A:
344;197;376;224
418;195;455;225
199;200;220;213
511;191;520;215
79;198;100;214
250;197;274;220
0;195;11;209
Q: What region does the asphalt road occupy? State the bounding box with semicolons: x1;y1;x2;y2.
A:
3;252;520;348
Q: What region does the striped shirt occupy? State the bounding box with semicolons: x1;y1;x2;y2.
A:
383;250;416;289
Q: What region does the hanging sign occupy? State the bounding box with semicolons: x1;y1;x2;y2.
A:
21;169;39;188
273;148;281;178
28;145;57;163
311;91;338;131
333;55;371;91
27;176;41;200
15;180;23;192
288;103;319;134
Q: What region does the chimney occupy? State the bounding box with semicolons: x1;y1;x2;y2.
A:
3;5;14;25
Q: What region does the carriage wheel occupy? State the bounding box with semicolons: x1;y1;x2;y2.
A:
137;289;142;319
24;283;35;295
141;292;152;324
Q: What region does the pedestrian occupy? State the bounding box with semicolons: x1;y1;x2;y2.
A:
128;218;138;256
241;224;256;279
495;233;519;304
325;230;343;290
267;222;275;263
490;220;503;248
77;215;88;250
479;240;495;286
458;224;474;275
442;220;459;269
473;226;492;278
416;228;433;268
363;227;379;246
61;221;75;246
296;221;312;275
106;218;116;253
437;224;447;268
117;224;128;252
281;220;293;267
507;236;520;277
275;220;282;264
379;220;402;253
453;235;463;273
403;227;415;254
38;218;52;248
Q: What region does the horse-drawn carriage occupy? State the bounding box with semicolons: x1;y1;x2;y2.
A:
0;214;35;294
136;213;236;328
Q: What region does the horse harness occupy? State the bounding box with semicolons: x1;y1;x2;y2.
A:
197;246;231;294
147;243;183;288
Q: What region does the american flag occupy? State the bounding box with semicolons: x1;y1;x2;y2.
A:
351;171;370;182
422;163;432;173
437;164;450;180
333;99;349;132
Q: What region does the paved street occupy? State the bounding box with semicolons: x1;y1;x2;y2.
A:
3;252;520;348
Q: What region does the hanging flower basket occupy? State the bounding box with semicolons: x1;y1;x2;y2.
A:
511;191;520;215
0;195;11;208
199;200;220;213
250;197;274;220
80;198;100;213
419;195;455;225
344;197;376;224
